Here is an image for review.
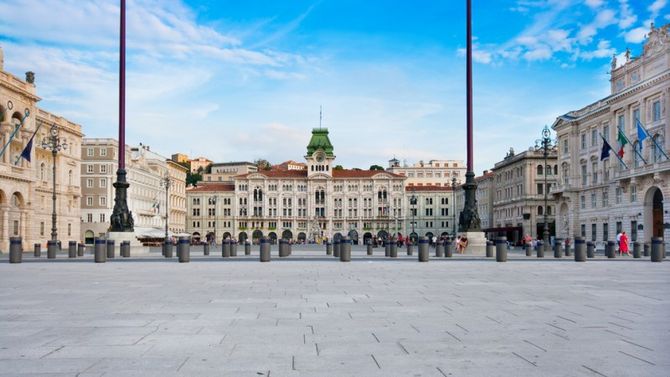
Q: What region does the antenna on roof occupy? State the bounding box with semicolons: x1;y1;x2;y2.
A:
319;105;323;129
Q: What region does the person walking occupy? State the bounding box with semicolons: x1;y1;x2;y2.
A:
616;231;622;254
619;231;630;256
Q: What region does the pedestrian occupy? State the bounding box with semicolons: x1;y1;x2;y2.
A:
616;231;622;254
619;231;630;256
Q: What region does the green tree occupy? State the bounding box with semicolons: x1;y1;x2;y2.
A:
254;158;272;170
333;165;344;170
369;164;384;171
186;172;202;187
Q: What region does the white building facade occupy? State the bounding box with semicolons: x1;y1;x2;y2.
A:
552;24;670;247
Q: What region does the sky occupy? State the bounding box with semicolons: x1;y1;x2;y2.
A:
0;0;668;174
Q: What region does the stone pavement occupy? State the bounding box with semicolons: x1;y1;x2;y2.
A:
0;247;668;377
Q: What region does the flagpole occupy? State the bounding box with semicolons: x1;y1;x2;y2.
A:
14;121;43;165
638;119;670;161
0;109;30;160
619;128;647;165
600;133;628;169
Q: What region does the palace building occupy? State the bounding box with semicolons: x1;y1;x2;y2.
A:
552;23;670;246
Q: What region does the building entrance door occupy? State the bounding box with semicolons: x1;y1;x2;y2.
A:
652;189;663;238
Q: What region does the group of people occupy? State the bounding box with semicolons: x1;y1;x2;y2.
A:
522;232;632;256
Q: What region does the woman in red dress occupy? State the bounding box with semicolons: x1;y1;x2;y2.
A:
619;231;630;256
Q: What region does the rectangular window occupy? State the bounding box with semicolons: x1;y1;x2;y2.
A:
591;129;597;146
616;221;622;234
592;161;598;184
537;183;543;195
653;100;661;122
13;220;19;235
563;139;568;154
581;224;586;237
86;178;93;188
581;164;587;185
615;187;622;204
580;195;585;209
99;196;106;206
602;189;608;207
603;223;608;241
40;221;45;236
100;214;106;222
630;185;637;202
87;148;94;157
591;192;596;208
100;178;106;188
631;221;638;242
581;134;586;149
100;148;107;157
86;165;94;173
86;196;93;206
68;223;72;237
591;224;596;242
617;114;624;132
87;214;92;222
633;108;640;123
100;165;107;173
603;124;610;142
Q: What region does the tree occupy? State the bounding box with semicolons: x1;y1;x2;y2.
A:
186;172;202;187
254;158;272;170
333;165;344;170
369;164;384;171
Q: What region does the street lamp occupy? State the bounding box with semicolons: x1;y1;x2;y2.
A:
451;177;457;236
159;173;171;241
410;190;417;243
41;124;68;241
535;125;555;251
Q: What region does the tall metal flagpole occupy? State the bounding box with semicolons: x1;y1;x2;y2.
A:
458;0;481;233
110;0;134;232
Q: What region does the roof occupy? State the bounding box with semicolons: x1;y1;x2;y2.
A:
211;161;255;167
234;169;404;179
306;128;334;157
237;170;308;179
187;183;235;192
332;170;404;179
405;185;454;192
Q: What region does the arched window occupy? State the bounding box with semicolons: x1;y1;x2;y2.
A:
537;206;543;215
537;165;543;175
547;206;552;215
40;163;45;181
554;165;558;175
561;163;569;185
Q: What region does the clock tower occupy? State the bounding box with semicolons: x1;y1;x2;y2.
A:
305;128;335;178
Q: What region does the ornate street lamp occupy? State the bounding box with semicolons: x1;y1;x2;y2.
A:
159;173;171;241
41;124;68;241
535;125;555;251
451;177;457;236
410;190;417;243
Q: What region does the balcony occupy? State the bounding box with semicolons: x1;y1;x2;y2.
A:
613;159;670;181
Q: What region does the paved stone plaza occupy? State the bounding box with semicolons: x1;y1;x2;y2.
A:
1;247;668;377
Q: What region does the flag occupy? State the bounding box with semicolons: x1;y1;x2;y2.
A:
600;136;612;161
636;119;647;147
617;128;628;158
18;128;38;163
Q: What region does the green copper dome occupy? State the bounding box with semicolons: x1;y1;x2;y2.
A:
306;128;334;157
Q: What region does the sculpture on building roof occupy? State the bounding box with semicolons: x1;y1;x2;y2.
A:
644;22;669;56
611;53;617;70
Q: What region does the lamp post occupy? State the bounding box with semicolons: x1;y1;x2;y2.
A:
160;173;171;241
535;125;555;250
410;190;417;243
41;124;68;241
451;177;457;236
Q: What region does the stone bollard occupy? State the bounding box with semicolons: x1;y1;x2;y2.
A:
245;241;251;255
340;237;352;262
385;240;391;257
643;243;650;257
177;237;190;263
106;239;115;259
232;241;238;257
436;240;445;258
9;237;22;264
445;240;454;258
222;239;231;258
279;239;288;257
536;241;544;258
94;238;106;263
260;238;271;262
121;241;130;257
606;240;616;258
47;240;58;259
485;241;494;258
407;243;414;256
524;243;531;257
633;242;641;258
163;240;173;258
574;237;586;262
203;243;210;256
651;237;663;262
565;244;571;257
34;243;41;258
418;237;429;262
367;241;373;256
333;239;341;258
554;238;563;259
68;241;77;258
77;243;85;257
327;242;333;255
390;240;398;258
495;237;507;262
586;241;595;258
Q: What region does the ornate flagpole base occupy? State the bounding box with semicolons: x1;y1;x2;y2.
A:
458;171;486;255
109;169;134;232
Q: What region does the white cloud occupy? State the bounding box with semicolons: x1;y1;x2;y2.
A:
580;39;616;60
585;0;604;9
649;0;667;16
524;45;553;61
577;9;617;44
624;27;648;43
618;0;637;29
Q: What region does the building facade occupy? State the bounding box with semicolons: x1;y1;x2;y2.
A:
80;139;187;243
0;49;83;250
387;158;466;186
490;147;558;244
405;186;456;241
202;161;257;183
189;156;212;173
552;24;670;247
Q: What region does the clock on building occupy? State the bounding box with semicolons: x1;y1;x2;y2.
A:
315;151;325;163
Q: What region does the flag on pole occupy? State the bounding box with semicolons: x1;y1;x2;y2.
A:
617;128;628;158
636;119;647;147
15;122;42;165
600;135;613;161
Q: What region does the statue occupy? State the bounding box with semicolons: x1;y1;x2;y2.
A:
611;53;617;70
25;71;34;84
625;48;631;62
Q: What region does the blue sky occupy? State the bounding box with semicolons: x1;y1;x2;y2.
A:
0;0;667;174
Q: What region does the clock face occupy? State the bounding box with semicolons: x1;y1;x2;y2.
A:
315;152;325;162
